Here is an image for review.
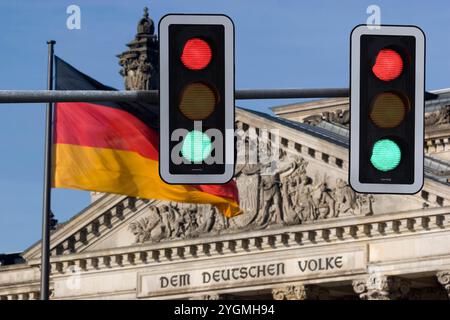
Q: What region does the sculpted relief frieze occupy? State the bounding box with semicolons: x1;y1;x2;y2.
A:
233;154;372;229
129;129;373;244
425;105;450;127
303;109;350;126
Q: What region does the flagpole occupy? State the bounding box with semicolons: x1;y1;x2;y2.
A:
40;40;55;300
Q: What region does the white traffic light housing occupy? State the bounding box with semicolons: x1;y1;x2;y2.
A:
350;25;425;194
159;14;235;184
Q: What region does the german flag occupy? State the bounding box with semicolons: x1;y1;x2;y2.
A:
53;57;241;217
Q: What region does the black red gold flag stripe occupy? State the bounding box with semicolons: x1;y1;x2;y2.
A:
53;57;240;217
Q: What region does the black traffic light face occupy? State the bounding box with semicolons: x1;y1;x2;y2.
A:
350;25;425;194
168;24;225;175
159;15;234;185
359;35;415;184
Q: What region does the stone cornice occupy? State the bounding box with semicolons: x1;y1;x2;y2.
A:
271;97;450;135
23;206;450;275
425;125;450;155
425;124;450;137
422;179;450;205
0;263;30;272
271;98;349;120
0;285;41;300
236;108;348;162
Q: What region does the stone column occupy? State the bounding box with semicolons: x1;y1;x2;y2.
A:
436;271;450;299
353;274;411;300
272;285;329;300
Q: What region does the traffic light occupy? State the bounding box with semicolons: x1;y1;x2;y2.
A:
159;14;235;184
349;25;425;194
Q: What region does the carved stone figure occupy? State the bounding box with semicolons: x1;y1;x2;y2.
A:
258;160;293;226
272;285;307;300
297;176;318;221
324;109;350;125
118;7;159;91
313;179;336;219
335;178;373;216
135;53;152;89
233;135;262;228
159;205;175;238
129;206;164;243
173;206;188;238
335;178;356;215
213;209;229;232
425;105;450;126
303;109;350;126
273;285;329;300
195;205;217;234
353;274;411;300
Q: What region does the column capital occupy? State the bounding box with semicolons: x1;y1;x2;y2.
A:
272;284;328;300
437;271;450;299
353;274;410;300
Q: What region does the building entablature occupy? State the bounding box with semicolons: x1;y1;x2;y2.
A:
2;206;450;299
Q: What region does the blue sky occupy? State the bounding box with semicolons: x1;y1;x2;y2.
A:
0;0;449;253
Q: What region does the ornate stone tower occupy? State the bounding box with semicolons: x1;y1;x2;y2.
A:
117;7;159;90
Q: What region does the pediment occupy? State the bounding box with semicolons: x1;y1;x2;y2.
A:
22;194;144;260
21;108;449;260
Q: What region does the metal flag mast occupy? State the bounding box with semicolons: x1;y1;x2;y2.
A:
40;40;55;300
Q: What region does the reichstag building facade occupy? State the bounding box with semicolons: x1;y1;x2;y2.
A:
1;8;450;300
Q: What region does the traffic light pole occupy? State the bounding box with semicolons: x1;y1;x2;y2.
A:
0;88;349;104
236;88;349;99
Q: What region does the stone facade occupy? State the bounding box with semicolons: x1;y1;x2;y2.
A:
1;8;450;300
